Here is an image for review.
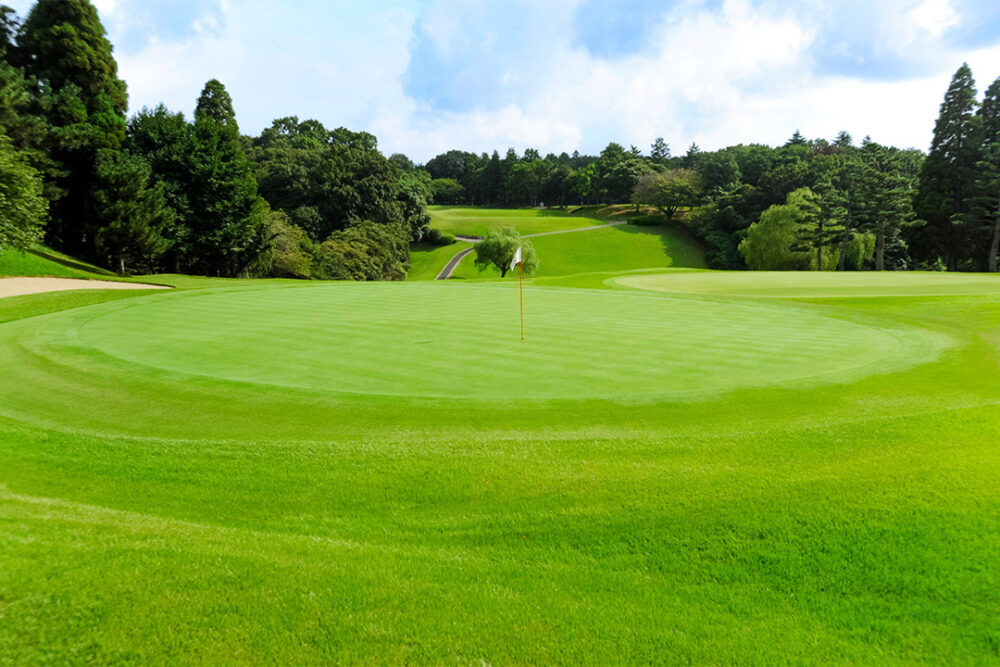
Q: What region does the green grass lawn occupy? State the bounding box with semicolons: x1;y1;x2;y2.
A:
0;246;115;279
452;223;706;279
406;240;472;280
1;272;999;663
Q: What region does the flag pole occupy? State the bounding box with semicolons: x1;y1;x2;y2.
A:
519;255;524;341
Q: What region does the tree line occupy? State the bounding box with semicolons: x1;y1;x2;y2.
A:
0;0;425;279
1;1;997;276
413;64;1000;272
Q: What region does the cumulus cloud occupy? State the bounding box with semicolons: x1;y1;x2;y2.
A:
14;0;999;160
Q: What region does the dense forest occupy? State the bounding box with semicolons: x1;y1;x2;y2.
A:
1;0;999;277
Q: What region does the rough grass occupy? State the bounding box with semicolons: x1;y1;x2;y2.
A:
1;273;999;663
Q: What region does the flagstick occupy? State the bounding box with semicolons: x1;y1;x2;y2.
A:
519;257;524;341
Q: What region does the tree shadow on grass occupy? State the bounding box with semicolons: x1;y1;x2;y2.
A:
612;222;707;269
29;248;115;276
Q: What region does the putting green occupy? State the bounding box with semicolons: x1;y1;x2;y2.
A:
18;281;945;400
614;270;1000;297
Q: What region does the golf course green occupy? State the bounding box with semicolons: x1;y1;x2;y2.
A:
1;269;999;663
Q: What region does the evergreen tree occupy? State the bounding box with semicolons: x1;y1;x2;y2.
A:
912;63;982;270
126;105;195;271
650;137;670;164
786;130;808;146
93;149;173;274
833;131;853;149
792;181;844;271
859;142;917;270
15;0;127;259
187;79;268;276
973;76;1000;271
829;156;870;270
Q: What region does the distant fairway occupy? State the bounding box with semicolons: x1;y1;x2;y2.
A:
2;271;1000;663
415;206;706;280
428;205;612;237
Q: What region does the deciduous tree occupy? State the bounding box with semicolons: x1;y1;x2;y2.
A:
473;227;538;278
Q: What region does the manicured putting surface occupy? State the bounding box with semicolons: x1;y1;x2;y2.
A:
615;270;1000;297
57;282;934;399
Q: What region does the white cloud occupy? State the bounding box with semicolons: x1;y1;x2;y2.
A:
98;0;1000;161
907;0;960;41
92;0;116;17
118;35;246;117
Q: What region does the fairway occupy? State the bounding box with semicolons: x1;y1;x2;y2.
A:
428;205;611;237
2;272;1000;663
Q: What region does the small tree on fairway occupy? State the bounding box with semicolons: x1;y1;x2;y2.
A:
474;227;538;278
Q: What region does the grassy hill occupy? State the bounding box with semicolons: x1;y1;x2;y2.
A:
0;246;116;279
1;266;998;662
406;241;472;280
415;205;706;280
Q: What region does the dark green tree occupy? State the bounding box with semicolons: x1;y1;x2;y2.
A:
186;79;269;276
430;177;465;204
858;142;918;270
0;130;47;251
126;105;196;269
318;221;409;281
250;116;408;241
912;63;982;270
93;149;173;274
791;181;844;271
15;0;127;259
973;77;1000;271
786;129;808;146
631;169;703;220
650;137;670;164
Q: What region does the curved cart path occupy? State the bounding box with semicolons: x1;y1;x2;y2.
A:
434;220;628;280
0;277;170;299
435;246;476;280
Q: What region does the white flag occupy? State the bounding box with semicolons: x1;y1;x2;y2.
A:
509;246;522;271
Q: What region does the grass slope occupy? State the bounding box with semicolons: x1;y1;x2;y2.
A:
406;241;472;280
0;247;115;279
452;223;706;279
1;273;999;663
415;206;706;280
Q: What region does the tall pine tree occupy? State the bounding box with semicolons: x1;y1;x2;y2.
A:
14;0;126;259
912;63;981;270
974;77;1000;272
187;79;268;276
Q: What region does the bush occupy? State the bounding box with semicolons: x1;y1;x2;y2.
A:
426;228;456;246
628;214;666;226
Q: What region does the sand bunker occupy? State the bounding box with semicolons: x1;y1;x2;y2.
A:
0;277;170;299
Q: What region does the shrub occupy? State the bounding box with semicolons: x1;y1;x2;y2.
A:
628;214;666;226
426;228;456;246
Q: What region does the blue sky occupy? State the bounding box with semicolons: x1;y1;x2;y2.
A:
8;0;1000;161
